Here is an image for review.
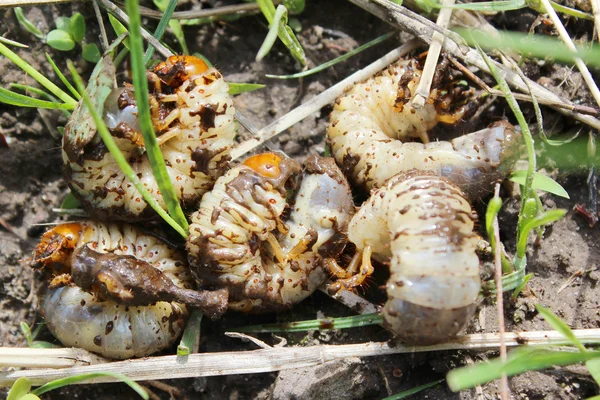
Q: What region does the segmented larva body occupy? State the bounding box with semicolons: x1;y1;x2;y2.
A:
32;221;193;359
186;153;355;312
327;56;520;200
348;171;480;345
63;55;236;220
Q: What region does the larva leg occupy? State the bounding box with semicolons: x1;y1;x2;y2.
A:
326;247;373;293
346;171;481;345
32;221;204;359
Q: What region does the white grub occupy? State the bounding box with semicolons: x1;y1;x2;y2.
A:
187;153;354;312
63;56;236;220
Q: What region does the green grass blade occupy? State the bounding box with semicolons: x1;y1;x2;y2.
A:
549;0;593;20
586;358;600;386
457;29;600;68
126;0;189;234
0;41;77;108
148;0;183;64
228;82;266;95
236;313;383;333
10;83;55;100
266;31;396;79
536;305;586;352
257;0;306;65
177;309;203;356
483;267;526;293
511;272;533;300
45;53;80;100
14;7;46;40
0;87;71;110
516;209;567;257
68;61;187;238
31;372;149;399
0;37;28;48
509;171;570;198
444;0;526;11
256;4;285;62
447;347;600;391
382;379;444;400
108;14;130;50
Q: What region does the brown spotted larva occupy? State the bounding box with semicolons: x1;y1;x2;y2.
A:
345;171;480;344
186;153;355;312
63;55;236;221
31;221;227;359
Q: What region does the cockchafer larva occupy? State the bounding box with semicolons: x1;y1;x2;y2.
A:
31;221;228;359
327;55;521;201
63;55;236;221
186;152;355;312
334;171;480;345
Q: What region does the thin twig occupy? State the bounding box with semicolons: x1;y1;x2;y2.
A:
538;0;600;109
493;183;509;400
3;329;600;386
96;0;174;59
230;40;420;160
591;0;600;43
115;0;271;20
412;0;455;109
93;0;110;53
347;0;600;131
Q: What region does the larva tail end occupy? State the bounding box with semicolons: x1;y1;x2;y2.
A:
383;297;478;345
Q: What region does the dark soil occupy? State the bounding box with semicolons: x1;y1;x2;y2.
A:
1;1;599;399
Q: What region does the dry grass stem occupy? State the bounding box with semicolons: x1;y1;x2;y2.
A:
2;329;600;387
0;347;108;369
347;0;600;131
96;0;173;59
0;0;72;6
230;40;420;160
119;0;268;20
493;184;509;400
93;0;110;53
538;0;600;109
319;285;379;315
592;0;600;42
412;0;455;109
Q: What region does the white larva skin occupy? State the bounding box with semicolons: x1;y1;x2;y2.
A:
348;172;480;344
41;222;191;359
64;67;236;220
187;156;354;312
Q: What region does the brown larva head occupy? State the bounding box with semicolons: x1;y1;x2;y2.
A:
243;153;284;179
31;223;82;270
154;55;210;88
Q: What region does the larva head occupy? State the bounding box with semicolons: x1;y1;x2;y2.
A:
243;153;283;178
31;223;83;270
154;55;210;88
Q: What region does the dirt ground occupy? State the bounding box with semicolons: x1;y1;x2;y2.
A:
1;0;599;398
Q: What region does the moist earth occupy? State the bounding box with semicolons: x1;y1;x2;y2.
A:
1;0;599;399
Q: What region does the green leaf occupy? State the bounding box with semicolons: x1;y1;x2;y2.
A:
447;347;600;391
125;0;189;235
108;14;130;50
61;192;82;209
236;313;383;333
152;0;189;56
517;209;567;257
46;29;75;51
586;358;600;386
69;13;86;43
45;53;80;100
55;16;71;32
266;31;395;79
31;372;149;399
82;43;101;63
283;0;305;13
228;83;266;95
256;1;306;65
0;87;72;110
14;7;45;40
511;272;533;301
536;305;586;352
7;378;34;400
510;171;570;198
19;322;33;346
444;0;526;11
382;379;444;400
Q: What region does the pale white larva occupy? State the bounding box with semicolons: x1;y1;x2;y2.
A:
327;55;520;200
186;153;355;312
31;221;227;359
63;55;236;221
344;171;480;344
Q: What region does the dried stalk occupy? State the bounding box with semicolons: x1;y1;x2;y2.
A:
538;0;600;109
412;0;455;109
0;347;108;369
2;329;600;386
347;0;600;131
592;0;600;43
0;0;72;6
230;40;420;160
